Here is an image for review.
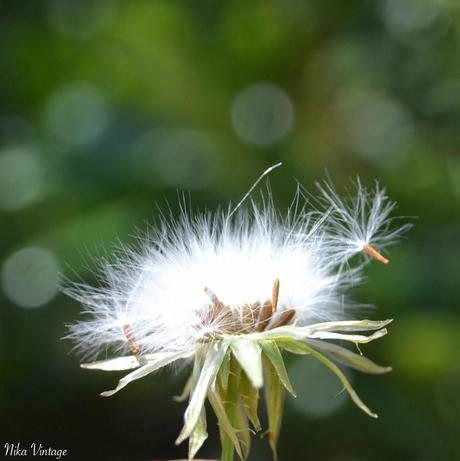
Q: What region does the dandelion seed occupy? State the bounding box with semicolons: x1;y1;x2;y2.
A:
315;178;412;264
65;170;410;461
122;324;141;355
271;278;280;313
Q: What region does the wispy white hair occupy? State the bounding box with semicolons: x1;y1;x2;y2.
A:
66;177;410;359
316;178;412;262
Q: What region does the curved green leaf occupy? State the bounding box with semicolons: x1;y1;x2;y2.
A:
100;349;194;397
306;339;392;374
290;341;378;418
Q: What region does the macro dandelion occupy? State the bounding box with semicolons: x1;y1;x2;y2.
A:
66;165;410;461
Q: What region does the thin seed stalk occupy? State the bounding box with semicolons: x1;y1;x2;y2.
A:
220;355;241;461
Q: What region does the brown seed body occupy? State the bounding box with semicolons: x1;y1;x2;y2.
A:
256;300;273;331
271;278;280;313
122;324;141;354
267;309;296;330
363;243;390;265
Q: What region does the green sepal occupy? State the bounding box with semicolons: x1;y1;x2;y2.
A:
278;338;311;356
186;348;207;460
234;393;251;460
174;374;194;402
188;407;208;461
287;341;379;418
219;350;231;391
278;337;391;374
231;338;263;389
220;357;243;461
252;319;393;343
263;354;284;461
208;387;243;459
240;371;261;431
100;349;194;397
259;340;296;397
306;339;392;374
81;355;142;371
176;340;229;444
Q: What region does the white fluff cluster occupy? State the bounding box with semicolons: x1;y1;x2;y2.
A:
66;178;409;359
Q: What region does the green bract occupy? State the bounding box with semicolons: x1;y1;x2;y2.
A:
81;319;392;461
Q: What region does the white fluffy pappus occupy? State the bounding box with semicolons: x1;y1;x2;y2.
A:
65;176;410;359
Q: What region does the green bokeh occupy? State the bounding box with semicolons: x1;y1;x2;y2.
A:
1;1;459;460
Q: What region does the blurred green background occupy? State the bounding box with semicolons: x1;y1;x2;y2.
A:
1;0;459;460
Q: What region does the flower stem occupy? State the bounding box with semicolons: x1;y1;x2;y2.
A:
220;356;240;461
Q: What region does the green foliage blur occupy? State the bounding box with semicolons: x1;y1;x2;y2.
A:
1;1;459;460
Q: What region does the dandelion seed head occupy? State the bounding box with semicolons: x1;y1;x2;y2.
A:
66;178;409;359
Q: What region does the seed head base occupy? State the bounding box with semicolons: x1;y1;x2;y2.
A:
203;279;295;337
